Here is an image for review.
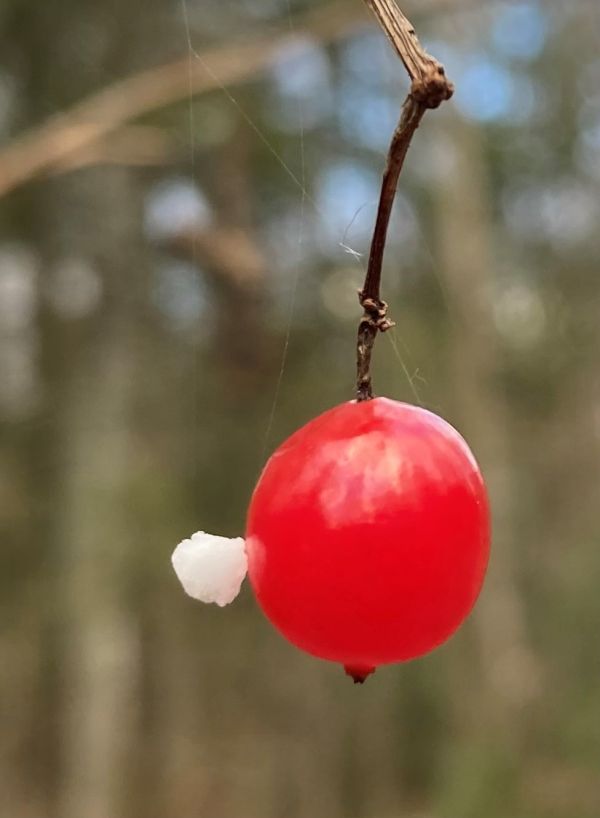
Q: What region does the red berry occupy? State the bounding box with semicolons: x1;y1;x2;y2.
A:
246;398;490;679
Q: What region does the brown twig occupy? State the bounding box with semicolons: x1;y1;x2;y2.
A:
356;0;453;401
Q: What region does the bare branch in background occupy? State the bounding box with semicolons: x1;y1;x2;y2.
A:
52;126;171;173
0;1;369;199
0;0;498;200
356;0;453;401
167;226;266;291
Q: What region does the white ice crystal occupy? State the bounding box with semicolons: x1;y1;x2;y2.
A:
171;531;248;606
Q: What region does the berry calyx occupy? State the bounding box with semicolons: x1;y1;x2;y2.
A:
345;665;376;684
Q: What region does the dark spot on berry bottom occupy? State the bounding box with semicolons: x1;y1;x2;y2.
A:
344;665;376;684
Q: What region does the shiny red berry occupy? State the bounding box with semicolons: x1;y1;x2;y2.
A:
246;398;490;681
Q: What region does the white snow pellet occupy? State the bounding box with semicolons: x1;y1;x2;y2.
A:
171;531;247;606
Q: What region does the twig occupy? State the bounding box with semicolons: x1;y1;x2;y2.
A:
356;0;453;401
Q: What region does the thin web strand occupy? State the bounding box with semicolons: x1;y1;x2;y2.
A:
181;0;201;482
180;3;424;419
183;32;319;212
261;0;308;462
387;328;425;406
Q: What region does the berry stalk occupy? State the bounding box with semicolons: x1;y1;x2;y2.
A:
356;0;454;401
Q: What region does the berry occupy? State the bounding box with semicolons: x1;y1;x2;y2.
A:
246;398;490;680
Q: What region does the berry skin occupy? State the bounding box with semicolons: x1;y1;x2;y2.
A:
246;398;490;680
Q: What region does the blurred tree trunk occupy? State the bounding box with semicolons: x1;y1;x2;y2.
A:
431;111;540;749
57;352;139;818
43;169;146;818
6;1;176;814
153;113;275;818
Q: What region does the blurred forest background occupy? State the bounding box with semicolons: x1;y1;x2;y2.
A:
1;0;600;816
